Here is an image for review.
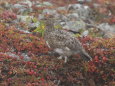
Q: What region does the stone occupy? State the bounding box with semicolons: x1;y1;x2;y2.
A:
63;19;86;31
42;1;53;6
42;9;57;15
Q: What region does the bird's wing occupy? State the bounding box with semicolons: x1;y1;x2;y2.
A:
47;30;83;51
47;30;68;48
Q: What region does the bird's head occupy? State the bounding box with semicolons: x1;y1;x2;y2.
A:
41;17;55;28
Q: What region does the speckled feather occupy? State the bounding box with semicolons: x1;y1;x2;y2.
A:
44;18;92;62
45;29;83;51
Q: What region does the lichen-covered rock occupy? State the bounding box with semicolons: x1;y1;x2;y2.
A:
42;9;57;15
98;23;115;38
42;1;53;6
63;19;86;31
68;4;91;20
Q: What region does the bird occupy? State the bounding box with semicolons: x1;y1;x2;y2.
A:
43;18;92;63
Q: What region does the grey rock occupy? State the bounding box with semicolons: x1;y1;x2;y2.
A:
0;52;30;61
86;0;92;2
38;14;45;20
42;1;53;6
81;30;89;37
98;23;115;38
78;0;92;2
56;15;68;21
77;6;91;19
17;27;30;33
68;4;82;10
68;4;81;13
98;23;115;32
67;13;79;20
60;22;66;26
13;4;25;9
20;0;32;7
68;4;91;20
21;53;31;61
42;9;57;15
0;1;12;9
18;8;33;14
57;7;67;11
63;19;86;31
6;52;20;59
35;4;43;8
13;1;33;14
17;15;34;22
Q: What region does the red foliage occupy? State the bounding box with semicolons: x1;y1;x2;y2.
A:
0;10;17;22
0;25;114;86
0;24;48;55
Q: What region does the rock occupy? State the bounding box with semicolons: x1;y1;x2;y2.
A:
98;23;115;32
18;7;33;14
68;4;82;12
77;0;85;3
63;19;86;31
86;0;92;2
103;32;115;38
0;52;30;61
68;4;91;20
57;7;67;11
67;13;79;20
98;23;115;38
42;9;57;15
77;6;91;20
13;1;33;14
41;8;61;19
4;52;20;59
32;1;40;5
21;53;30;61
16;27;31;33
77;0;92;3
13;4;24;9
35;4;43;8
35;1;52;7
56;15;68;22
17;15;34;23
20;0;32;7
0;1;12;9
81;30;89;37
42;1;53;6
38;14;45;20
60;22;66;26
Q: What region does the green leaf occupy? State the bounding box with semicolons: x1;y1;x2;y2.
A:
33;21;45;37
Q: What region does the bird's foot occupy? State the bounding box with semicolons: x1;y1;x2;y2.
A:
46;41;50;48
58;56;68;63
64;56;68;63
58;56;63;59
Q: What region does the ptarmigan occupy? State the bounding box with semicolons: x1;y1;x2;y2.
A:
43;18;92;63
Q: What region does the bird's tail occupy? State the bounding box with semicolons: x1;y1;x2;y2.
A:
80;50;92;61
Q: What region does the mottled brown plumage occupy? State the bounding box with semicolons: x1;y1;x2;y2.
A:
44;18;92;62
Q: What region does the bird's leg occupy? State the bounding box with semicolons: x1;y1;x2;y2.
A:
46;41;50;48
64;56;68;63
58;56;68;63
58;56;63;59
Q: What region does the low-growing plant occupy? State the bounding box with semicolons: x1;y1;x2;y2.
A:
0;18;114;86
